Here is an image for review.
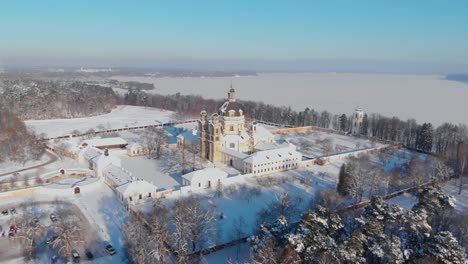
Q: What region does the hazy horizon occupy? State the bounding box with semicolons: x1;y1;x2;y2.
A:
1;1;468;74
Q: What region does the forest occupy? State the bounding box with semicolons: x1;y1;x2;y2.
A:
0;109;45;163
119;88;468;159
0;78;116;120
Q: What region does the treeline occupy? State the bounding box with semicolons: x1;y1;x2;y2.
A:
0;78;117;120
248;187;466;263
0;109;45;163
119;88;468;158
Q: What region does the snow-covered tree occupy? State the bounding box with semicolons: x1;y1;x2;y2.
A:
428;231;466;264
336;164;352;196
288;206;343;262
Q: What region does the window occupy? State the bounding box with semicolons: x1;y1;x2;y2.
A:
139;194;142;200
129;197;133;202
230;143;235;148
198;183;201;187
230;125;234;131
148;192;152;197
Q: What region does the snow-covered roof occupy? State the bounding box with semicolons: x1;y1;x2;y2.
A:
255;141;280;151
182;168;228;182
243;143;301;164
221;148;249;159
103;164;131;186
116;180;157;197
128;142;143;150
81;147;102;161
253;125;274;142
95;154;121;170
222;133;249;143
82;137;128;148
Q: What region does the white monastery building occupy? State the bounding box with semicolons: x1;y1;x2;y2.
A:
352;108;365;135
182;168;228;190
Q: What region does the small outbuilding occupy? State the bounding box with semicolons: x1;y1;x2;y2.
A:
127;143;145;157
116;180;157;205
182;168;228;190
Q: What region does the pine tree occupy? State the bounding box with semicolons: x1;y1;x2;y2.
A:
288;206;343;262
339;114;347;131
337;164;353;196
428;231;466;263
361;113;369;136
416;123;434;152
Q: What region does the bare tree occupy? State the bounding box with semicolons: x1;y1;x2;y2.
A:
149;199;171;263
15;211;45;260
170;195;217;260
143;129;156;159
50;209;83;262
409;155;424;187
345;155;380;202
154;128;166;160
457;142;466;195
122;217;156;264
232;216;247;260
320;138;334;156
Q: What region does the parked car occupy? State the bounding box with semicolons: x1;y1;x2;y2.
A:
8;225;16;237
46;235;58;244
85;249;94;260
105;244;116;255
50;213;57;222
31;217;39;226
1;210;8;216
71;249;80;263
51;255;58;264
9;208;16;215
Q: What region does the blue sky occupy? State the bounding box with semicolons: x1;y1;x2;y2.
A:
1;0;467;72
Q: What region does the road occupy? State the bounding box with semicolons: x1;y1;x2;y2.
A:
41;119;198;141
0;150;59;177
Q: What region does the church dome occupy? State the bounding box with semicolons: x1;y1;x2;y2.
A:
219;101;243;116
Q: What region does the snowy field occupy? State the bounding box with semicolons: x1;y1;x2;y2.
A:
0;153;51;175
111;73;468;126
25;105;176;138
276;130;382;158
136;166;339;249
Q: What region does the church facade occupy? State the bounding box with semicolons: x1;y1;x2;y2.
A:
198;87;251;163
198;87;303;176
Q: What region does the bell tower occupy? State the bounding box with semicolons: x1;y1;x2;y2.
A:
352;108;364;135
209;114;222;162
198;110;208;159
228;86;236;102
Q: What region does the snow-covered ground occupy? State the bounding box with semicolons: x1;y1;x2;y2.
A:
443;177;468;213
111;73;468;126
276;130;382;158
136;166;338;249
0;179;129;264
0;153;51;175
25;105;176;138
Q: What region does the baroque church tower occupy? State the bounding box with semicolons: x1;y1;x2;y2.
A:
199;86;250;162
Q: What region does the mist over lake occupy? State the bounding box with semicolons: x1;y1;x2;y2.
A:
112;73;468;126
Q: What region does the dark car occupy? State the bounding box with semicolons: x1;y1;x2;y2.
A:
71;249;80;263
32;217;40;226
1;210;8;216
50;213;58;222
85;249;94;260
105;244;116;255
46;235;58;244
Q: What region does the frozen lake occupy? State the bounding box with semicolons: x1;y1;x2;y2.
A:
112;73;468;126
